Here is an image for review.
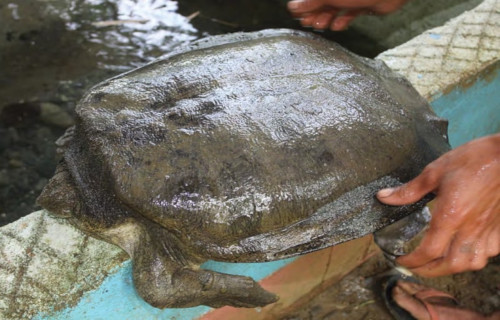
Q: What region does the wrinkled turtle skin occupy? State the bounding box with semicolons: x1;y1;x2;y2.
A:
38;29;450;308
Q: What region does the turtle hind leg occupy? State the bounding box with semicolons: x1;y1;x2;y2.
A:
129;222;278;308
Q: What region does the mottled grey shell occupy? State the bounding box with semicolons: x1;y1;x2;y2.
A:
54;29;449;262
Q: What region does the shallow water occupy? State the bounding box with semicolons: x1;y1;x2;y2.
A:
0;0;199;225
0;0;481;226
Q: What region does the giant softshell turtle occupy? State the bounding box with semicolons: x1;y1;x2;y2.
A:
38;29;450;308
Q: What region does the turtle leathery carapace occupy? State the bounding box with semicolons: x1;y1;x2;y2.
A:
38;29;450;308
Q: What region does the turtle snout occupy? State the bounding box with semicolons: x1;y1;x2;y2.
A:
37;162;79;218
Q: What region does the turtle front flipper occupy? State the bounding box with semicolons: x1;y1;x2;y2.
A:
113;220;278;308
134;261;278;308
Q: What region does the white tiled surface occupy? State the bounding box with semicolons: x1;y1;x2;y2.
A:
377;0;500;99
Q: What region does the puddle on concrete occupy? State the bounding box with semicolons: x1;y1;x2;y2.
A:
0;0;483;225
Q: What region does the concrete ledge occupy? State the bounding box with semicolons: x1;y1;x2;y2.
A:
377;0;500;100
0;211;127;319
1;0;498;319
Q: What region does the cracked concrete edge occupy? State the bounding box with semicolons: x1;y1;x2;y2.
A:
1;1;498;319
376;0;500;100
0;211;128;319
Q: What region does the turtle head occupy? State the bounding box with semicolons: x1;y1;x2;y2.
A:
37;162;80;218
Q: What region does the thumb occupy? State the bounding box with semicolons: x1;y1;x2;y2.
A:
377;170;438;206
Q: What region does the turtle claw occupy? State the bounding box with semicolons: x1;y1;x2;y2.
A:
240;284;279;307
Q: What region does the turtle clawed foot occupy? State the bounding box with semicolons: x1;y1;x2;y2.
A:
172;268;278;308
130;232;278;309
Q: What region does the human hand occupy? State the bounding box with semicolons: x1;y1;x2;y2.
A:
377;133;500;277
287;0;408;31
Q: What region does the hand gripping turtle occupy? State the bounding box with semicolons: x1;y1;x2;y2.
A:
38;29;450;308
